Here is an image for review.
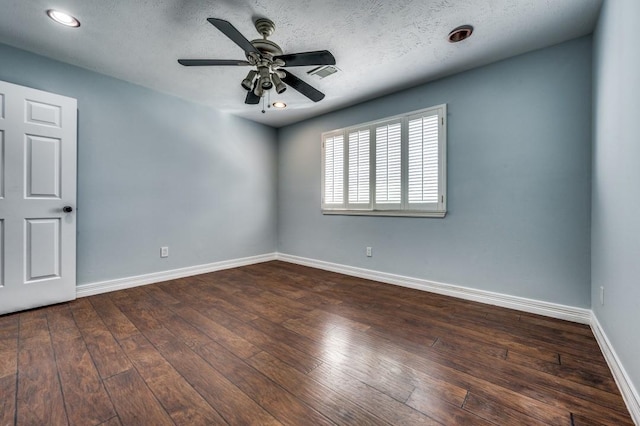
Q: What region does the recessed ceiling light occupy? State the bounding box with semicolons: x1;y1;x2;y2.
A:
272;102;287;109
448;25;473;43
47;9;80;28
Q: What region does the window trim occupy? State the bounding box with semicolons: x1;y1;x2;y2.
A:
321;104;447;218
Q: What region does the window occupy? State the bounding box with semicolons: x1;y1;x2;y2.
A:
321;104;446;217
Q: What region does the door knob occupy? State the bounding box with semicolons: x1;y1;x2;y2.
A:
63;206;73;213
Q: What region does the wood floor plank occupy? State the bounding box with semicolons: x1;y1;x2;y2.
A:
463;391;555;425
406;387;496;426
309;363;441;425
152;309;214;350
153;339;281;425
119;333;227;425
124;297;329;424
103;369;174;426
46;304;79;333
0;326;18;379
51;333;116;425
97;417;122;426
560;352;613;378
247;350;390;425
433;333;508;360
157;279;258;323
204;306;323;374
110;297;165;333
0;374;17;426
69;299;132;379
194;342;335;426
16;313;68;425
18;311;49;345
89;295;140;342
168;304;261;359
570;412;612;426
519;312;594;337
250;316;417;402
506;350;619;394
140;283;182;306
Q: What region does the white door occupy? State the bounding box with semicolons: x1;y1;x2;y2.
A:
0;80;77;315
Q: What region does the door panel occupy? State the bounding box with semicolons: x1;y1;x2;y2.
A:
26;218;61;282
26;135;61;198
0;130;4;198
25;100;62;127
0;219;3;287
0;80;77;314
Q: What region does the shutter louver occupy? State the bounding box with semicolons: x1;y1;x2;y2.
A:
348;130;370;204
324;135;344;204
375;123;402;204
408;114;439;204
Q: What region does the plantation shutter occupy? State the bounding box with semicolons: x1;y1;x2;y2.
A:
348;129;370;206
408;113;440;206
323;134;344;206
375;121;402;208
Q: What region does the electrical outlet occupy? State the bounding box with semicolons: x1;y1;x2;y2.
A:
366;247;372;257
160;246;169;258
600;286;604;305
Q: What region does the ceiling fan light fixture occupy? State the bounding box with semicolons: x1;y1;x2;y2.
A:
260;77;273;90
448;25;473;43
257;66;273;89
46;9;80;27
241;70;257;90
272;102;287;109
254;84;264;97
271;73;287;94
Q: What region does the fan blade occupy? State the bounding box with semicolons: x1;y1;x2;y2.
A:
274;50;335;67
245;82;261;105
178;59;251;66
207;18;260;55
281;71;325;102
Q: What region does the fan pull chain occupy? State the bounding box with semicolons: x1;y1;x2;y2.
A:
262;89;271;114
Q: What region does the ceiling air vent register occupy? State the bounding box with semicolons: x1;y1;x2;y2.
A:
307;65;340;79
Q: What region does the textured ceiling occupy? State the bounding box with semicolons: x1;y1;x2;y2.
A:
0;0;602;127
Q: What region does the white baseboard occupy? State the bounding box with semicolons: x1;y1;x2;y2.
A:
276;253;592;324
76;253;277;298
590;314;640;425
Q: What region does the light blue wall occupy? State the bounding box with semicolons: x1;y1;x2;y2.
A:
278;37;593;307
0;43;278;285
592;0;640;397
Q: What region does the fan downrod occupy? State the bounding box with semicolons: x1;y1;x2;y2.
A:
249;18;283;58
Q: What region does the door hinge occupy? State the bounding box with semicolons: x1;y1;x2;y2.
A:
441;117;444;125
441;195;444;203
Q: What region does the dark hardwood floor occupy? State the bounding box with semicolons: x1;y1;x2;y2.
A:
0;261;633;425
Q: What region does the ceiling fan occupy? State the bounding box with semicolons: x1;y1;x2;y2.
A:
178;18;336;106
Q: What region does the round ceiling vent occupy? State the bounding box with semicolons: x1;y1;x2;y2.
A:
448;25;473;43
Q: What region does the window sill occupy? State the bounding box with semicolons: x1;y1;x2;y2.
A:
322;209;446;218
